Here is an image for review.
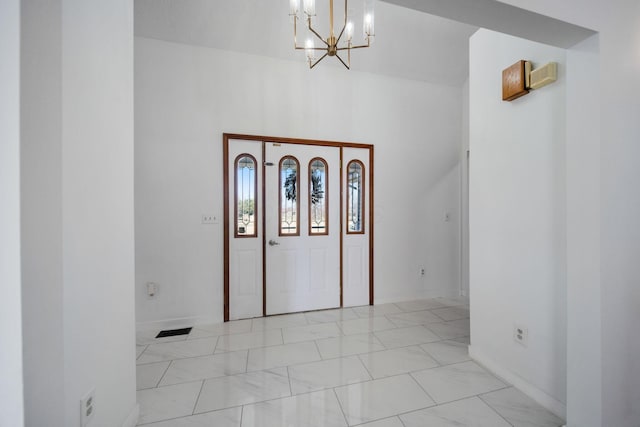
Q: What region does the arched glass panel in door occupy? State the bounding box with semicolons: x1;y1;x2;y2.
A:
234;154;258;237
347;160;365;234
309;158;328;235
279;156;300;236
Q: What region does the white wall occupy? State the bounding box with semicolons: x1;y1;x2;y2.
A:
135;37;464;326
488;1;640;425
20;0;138;426
469;29;567;417
0;0;24;425
21;0;65;424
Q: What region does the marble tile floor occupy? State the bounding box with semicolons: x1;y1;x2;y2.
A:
135;297;564;427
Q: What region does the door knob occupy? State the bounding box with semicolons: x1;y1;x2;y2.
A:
268;239;280;246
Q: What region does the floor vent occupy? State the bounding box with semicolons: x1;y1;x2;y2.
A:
156;327;192;338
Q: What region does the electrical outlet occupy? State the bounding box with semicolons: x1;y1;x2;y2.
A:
80;388;95;426
419;268;425;276
201;214;214;224
514;324;528;347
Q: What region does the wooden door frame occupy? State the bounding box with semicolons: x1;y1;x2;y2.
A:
223;133;374;321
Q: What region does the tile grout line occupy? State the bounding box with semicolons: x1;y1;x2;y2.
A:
407;370;439;407
191;379;206;416
332;387;350;426
414;343;443;367
285;365;293;396
355;353;375;381
212;334;220;354
135;338;219;365
136;346;245;367
477;392;518;427
136;344;149;360
312;339;324;362
350;415;405;427
154;360;173;388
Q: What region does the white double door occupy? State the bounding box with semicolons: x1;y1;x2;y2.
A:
264;142;341;315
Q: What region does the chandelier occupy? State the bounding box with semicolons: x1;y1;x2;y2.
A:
289;0;375;69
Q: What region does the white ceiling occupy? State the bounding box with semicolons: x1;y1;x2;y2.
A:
134;0;478;86
384;0;595;48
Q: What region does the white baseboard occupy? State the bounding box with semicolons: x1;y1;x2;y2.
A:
468;345;567;420
374;290;461;305
136;315;218;332
122;403;139;427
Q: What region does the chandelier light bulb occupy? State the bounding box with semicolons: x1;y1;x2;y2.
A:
305;39;315;61
303;0;316;16
289;0;299;15
346;21;354;41
364;13;373;36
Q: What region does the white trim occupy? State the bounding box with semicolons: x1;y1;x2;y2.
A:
469;344;567;420
121;403;139;427
373;291;462;306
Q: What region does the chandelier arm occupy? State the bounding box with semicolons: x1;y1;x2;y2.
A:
308;22;330;47
296;47;331;52
293;15;298;49
310;52;329;69
335;0;349;44
335;23;347;45
337;40;370;50
335;53;350;70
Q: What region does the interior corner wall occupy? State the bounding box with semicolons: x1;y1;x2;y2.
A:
20;0;137;426
460;78;470;297
420;164;461;297
468;29;567;417
0;0;25;425
565;33;601;427
134;37;463;327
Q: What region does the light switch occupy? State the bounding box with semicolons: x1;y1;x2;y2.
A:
202;214;219;224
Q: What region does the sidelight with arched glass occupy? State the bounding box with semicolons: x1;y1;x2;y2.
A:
279;156;300;236
346;160;364;234
309;158;328;235
235;154;257;237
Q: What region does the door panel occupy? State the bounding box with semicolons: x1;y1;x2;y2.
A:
265;143;340;315
236;250;258;296
342;147;370;307
228;139;263;320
